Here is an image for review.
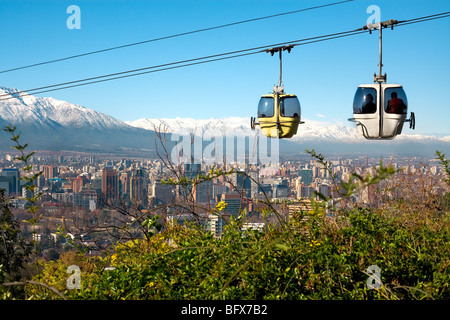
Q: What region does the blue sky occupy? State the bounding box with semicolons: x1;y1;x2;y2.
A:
0;0;449;136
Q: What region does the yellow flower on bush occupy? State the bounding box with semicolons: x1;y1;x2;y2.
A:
111;254;118;265
216;201;227;212
309;240;322;247
124;239;141;248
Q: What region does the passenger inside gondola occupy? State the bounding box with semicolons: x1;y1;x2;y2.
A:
361;93;376;114
386;91;406;114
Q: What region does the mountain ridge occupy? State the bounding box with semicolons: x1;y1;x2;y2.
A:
125;117;450;143
125;117;450;156
0;86;129;130
0;86;157;155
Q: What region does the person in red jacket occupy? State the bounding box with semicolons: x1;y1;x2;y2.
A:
386;92;406;114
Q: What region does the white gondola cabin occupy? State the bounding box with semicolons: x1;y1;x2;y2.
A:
351;83;414;139
349;19;415;139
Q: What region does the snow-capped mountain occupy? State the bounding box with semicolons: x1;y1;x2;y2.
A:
0;86;127;130
126;117;251;136
126;117;450;156
0;86;156;154
125;117;361;142
126;116;442;144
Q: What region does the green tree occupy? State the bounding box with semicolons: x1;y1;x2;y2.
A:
0;189;32;297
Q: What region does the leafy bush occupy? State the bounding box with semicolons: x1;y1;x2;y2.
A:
25;202;449;300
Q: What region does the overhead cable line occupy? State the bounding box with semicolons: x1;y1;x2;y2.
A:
0;29;367;101
1;11;449;102
0;0;354;74
396;11;450;27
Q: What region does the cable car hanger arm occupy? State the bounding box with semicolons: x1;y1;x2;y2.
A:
264;45;295;92
361;19;400;83
361;19;399;31
264;45;294;55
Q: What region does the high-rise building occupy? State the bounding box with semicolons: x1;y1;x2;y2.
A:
119;172;129;196
22;184;39;200
248;170;259;198
212;183;228;200
36;174;45;189
184;163;201;179
72;177;84;193
297;183;313;199
74;188;98;211
177;163;202;200
273;183;289;199
0;180;11;195
193;179;213;203
101;166;119;202
208;214;226;238
287;199;313;219
298;168;313;186
318;184;331;199
92;177;102;194
0;168;20;195
230;170;252;198
44;165;58;181
129;168;147;204
222;191;242;218
152;179;176;205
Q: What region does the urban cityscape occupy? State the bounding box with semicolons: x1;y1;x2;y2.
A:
0;147;447;258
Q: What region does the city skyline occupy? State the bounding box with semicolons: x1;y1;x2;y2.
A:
1;149;445;198
2;148;447;239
